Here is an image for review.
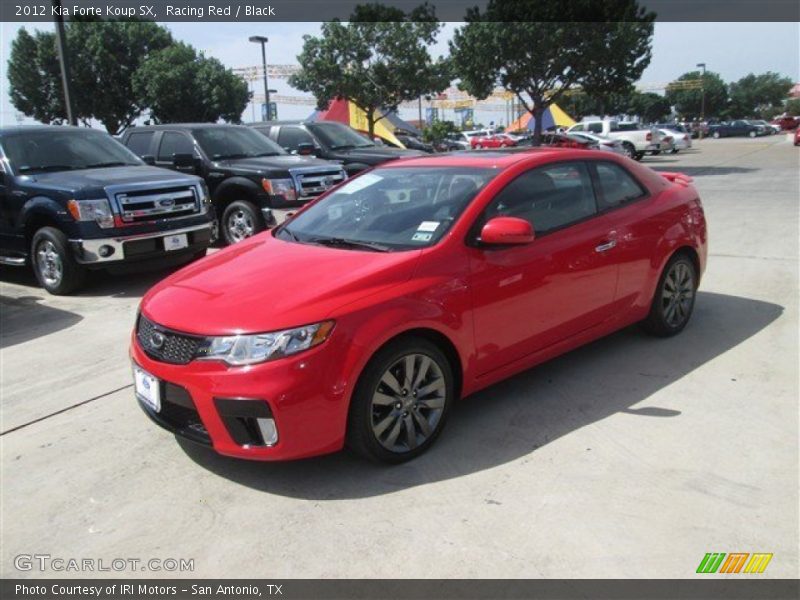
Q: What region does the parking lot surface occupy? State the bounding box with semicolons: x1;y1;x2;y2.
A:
1;136;798;578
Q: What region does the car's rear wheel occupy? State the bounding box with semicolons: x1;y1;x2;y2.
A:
347;337;454;463
748;130;757;138
221;200;264;245
31;227;87;295
642;253;698;337
713;131;721;139
621;142;636;159
475;144;482;149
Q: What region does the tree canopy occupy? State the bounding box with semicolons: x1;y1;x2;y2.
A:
665;71;728;121
728;72;793;119
450;0;654;142
289;2;451;136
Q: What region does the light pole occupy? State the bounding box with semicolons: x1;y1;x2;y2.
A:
696;62;706;137
52;0;76;125
249;36;271;121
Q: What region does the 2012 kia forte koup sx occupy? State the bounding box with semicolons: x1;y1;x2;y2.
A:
131;149;707;463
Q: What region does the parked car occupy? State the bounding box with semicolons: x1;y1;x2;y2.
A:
395;133;434;153
132;149;707;463
771;116;799;131
119;124;347;245
795;128;800;146
0;126;214;295
471;133;517;149
657;129;692;153
707;120;764;138
566;120;661;160
566;132;626;154
249;120;423;177
748;120;780;134
442;133;470;151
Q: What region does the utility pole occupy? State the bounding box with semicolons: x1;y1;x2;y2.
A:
52;0;76;125
697;62;706;138
249;36;270;121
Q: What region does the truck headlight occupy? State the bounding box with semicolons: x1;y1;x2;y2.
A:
262;178;297;202
67;199;114;229
198;182;212;213
199;321;334;366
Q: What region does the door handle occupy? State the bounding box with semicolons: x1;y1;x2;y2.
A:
595;240;617;253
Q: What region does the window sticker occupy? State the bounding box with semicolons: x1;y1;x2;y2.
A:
417;221;440;232
337;173;383;194
411;232;433;242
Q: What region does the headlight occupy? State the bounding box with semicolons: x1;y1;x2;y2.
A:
262;178;298;202
67;198;114;229
199;321;334;366
198;182;212;213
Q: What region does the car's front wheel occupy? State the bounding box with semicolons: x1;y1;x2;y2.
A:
642;253;698;337
221;200;264;245
347;337;454;463
748;130;757;138
31;226;87;295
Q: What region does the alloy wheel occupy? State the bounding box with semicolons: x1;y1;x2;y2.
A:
370;353;446;453
661;261;695;328
227;209;255;242
35;240;63;287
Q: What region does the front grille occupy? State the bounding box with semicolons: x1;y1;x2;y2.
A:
117;186;199;223
137;315;203;365
293;169;346;199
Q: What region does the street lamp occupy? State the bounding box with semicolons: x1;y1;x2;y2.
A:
696;62;707;136
249;36;271;121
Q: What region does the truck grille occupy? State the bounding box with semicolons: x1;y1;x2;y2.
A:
292;169;346;199
117;186;199;223
137;315;203;365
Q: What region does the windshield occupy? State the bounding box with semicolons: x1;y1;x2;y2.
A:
2;129;142;174
192;127;286;160
308;122;375;150
277;167;497;251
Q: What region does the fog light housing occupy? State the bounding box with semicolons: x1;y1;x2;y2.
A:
256;418;278;446
98;245;115;258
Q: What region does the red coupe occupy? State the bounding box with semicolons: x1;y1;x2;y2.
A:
471;133;518;149
132;149;707;463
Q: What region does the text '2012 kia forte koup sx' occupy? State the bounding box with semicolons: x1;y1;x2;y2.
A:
131;149;707;463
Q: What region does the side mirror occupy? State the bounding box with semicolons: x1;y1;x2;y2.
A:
296;143;315;156
172;153;195;169
480;216;535;246
141;155;156;166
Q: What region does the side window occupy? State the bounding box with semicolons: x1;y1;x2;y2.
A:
587;122;603;134
277;127;315;153
125;132;154;157
157;132;194;161
485;162;597;236
594;162;647;210
570;124;584;132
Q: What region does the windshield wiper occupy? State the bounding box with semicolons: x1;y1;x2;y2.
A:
252;152;280;157
212;153;250;160
85;161;130;168
18;164;76;173
308;236;390;252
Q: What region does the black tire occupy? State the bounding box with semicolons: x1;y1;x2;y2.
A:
347;337;455;464
634;151;645;161
652;150;661;156
30;226;87;295
671;148;680;154
641;253;698;337
221;200;265;246
621;142;636;159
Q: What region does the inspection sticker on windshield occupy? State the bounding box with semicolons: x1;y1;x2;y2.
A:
417;221;440;232
339;173;382;194
412;232;433;242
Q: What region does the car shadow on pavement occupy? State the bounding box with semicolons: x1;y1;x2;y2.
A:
178;291;783;499
651;166;757;177
0;293;83;348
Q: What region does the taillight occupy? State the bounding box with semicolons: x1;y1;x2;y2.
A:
646;132;652;141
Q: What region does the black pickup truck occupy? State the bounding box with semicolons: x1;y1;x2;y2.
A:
249;120;423;176
0;126;214;295
119;124;347;245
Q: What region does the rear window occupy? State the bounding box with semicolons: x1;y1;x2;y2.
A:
594;162;647;210
125;131;154;156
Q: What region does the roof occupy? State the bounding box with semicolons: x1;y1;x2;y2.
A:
124;123;250;131
379;147;581;169
0;125;106;137
247;120;306;127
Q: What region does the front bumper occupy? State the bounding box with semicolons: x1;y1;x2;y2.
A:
70;222;213;264
130;329;352;461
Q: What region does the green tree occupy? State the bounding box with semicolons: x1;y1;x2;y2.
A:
626;91;672;122
450;0;654;144
289;2;451;137
784;98;800;116
7;20;173;134
421;120;458;144
665;71;728;121
728;72;793;119
133;42;250;124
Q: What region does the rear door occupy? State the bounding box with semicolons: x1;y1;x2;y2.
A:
468;161;620;375
154;130;196;174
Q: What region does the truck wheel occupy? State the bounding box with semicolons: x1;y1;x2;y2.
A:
221;201;264;245
634;151;645;161
31;226;87;295
621;142;636;159
651;150;661;156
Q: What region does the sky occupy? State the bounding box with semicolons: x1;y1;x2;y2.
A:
0;21;798;127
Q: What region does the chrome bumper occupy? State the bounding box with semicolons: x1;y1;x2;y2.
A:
69;222;214;264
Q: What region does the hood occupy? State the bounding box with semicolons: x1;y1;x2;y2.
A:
141;233;421;335
335;146;424;165
217;155;341;175
25;165;198;197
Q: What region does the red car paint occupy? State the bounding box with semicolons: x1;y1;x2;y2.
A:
132;149;707;461
471;134;518;149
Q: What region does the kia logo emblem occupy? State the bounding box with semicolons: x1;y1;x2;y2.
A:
149;331;165;349
158;197;175;208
